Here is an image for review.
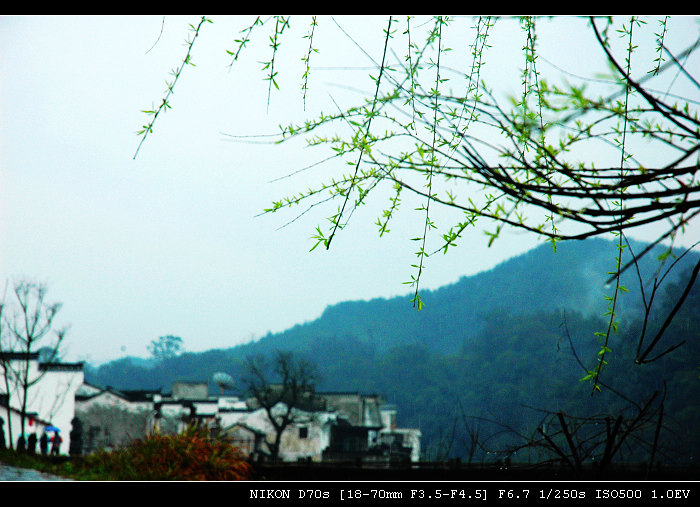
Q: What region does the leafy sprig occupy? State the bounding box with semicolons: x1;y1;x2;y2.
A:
301;16;319;110
134;16;211;159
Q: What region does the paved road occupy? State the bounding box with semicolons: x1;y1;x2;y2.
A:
0;463;73;481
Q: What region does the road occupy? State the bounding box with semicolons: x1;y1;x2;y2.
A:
0;463;73;481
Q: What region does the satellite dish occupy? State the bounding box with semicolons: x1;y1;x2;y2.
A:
212;372;234;394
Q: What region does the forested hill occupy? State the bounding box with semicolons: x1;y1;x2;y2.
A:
224;236;696;357
85;237;700;463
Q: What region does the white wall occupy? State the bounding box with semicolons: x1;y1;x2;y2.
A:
220;404;336;462
1;357;83;453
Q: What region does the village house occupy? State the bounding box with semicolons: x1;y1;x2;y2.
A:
75;380;422;463
376;403;422;463
0;352;84;454
74;383;161;453
219;403;338;462
320;392;420;463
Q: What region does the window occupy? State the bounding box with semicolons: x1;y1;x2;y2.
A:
299;426;308;439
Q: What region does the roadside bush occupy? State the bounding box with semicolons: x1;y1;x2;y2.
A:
82;424;253;480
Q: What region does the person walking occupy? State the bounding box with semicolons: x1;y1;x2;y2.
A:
39;432;49;456
50;431;62;456
27;433;37;455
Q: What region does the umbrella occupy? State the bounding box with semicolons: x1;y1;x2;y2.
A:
45;425;60;432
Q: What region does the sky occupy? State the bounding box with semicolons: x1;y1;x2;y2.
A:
1;15;698;365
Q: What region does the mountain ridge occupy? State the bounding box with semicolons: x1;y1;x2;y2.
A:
259;236;695;356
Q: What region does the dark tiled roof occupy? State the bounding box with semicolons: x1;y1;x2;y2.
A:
39;362;84;372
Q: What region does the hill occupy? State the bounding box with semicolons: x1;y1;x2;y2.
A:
221;236;694;356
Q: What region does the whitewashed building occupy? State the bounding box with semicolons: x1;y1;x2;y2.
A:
0;352;84;454
74;383;160;453
378;403;422;462
219;403;338;462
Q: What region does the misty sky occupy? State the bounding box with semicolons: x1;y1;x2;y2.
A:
2;15;698;365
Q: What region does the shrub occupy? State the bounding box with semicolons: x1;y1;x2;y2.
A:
82;424;253;480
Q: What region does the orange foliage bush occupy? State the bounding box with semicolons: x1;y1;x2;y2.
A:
85;424;253;480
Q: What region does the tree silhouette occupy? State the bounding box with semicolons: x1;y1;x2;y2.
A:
242;350;319;460
148;335;184;361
